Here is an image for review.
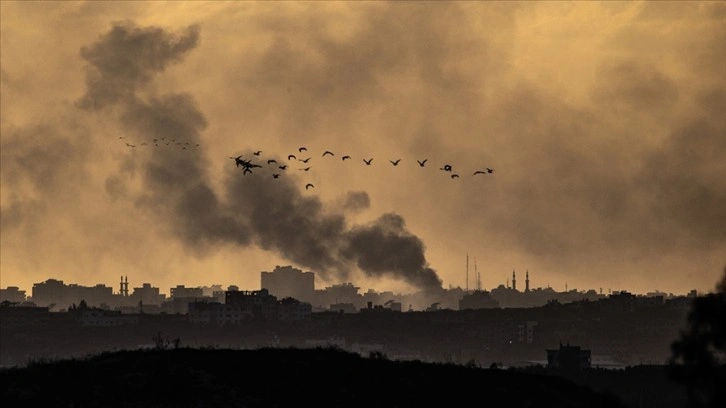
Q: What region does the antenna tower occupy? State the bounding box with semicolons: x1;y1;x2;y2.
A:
466;253;469;293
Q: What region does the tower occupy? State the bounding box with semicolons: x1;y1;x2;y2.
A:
120;276;129;297
525;270;530;292
475;258;481;291
512;269;517;291
466;253;469;293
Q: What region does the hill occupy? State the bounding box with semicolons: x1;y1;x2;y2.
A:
0;347;627;408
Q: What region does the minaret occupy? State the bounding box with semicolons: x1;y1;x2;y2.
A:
512;270;517;291
525;270;530;292
120;275;129;297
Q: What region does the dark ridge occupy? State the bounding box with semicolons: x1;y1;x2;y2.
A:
0;347;626;408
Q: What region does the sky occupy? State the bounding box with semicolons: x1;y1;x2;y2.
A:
1;1;725;297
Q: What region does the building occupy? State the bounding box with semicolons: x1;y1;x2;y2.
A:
517;321;538;344
0;286;27;303
459;290;499;310
0;303;50;326
162;296;210;315
226;289;279;320
261;265;315;303
329;303;357;313
130;283;166;306
79;309;139;327
277;297;312;322
315;283;361;309
188;302;253;325
31;279;115;309
547;343;592;370
169;285;203;299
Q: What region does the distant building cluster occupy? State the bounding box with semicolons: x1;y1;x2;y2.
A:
0;265;701;322
0;267;703;369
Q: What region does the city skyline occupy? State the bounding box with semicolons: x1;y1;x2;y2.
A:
2;2;725;298
1;265;701;305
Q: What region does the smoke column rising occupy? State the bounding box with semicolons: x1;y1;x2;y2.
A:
78;22;442;291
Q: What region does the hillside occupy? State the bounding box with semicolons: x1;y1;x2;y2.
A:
0;347;627;408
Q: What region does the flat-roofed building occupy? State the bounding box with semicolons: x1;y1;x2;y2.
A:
261;265;315;303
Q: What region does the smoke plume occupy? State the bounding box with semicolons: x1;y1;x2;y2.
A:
78;21;443;291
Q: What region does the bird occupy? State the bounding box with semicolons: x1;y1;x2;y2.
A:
253;151;262;156
363;158;373;165
342;155;351;161
267;159;277;164
299;157;311;163
486;168;495;173
305;183;314;190
473;170;487;175
440;164;452;172
417;159;428;167
390;159;401;166
299;167;311;171
288;154;297;161
451;174;459;179
322;151;334;157
272;174;280;178
299;147;307;152
279;165;288;170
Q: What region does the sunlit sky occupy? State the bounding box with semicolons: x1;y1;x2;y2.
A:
2;1;725;296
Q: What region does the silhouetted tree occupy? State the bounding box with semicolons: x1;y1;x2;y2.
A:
368;350;387;360
668;265;726;408
153;331;168;350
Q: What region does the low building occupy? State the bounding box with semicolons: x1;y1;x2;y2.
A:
304;336;346;349
329;302;357;314
0;303;50;326
277;297;312;322
188;302;253;325
226;289;279;320
170;285;203;299
79;309;139;327
546;343;591;370
459;290;499;310
0;287;27;303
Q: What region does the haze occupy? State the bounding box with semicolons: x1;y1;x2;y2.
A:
1;1;724;296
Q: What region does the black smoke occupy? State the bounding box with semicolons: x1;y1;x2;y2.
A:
78;21;443;291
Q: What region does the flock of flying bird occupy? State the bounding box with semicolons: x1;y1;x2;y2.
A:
230;147;495;191
118;136;494;191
